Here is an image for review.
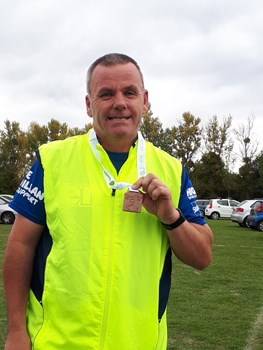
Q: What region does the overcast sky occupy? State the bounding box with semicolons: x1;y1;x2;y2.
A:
1;0;262;153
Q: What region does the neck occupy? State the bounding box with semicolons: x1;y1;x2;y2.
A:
96;134;138;153
102;141;132;152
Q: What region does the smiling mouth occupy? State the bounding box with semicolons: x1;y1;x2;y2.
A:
108;116;131;121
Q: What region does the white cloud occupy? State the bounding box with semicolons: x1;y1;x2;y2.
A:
0;0;262;152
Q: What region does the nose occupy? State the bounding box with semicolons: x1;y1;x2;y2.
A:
113;92;127;111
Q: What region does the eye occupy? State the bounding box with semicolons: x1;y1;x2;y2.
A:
125;89;137;97
99;91;113;100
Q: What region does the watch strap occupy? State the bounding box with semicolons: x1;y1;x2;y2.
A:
161;208;185;230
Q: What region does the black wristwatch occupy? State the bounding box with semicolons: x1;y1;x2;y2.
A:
161;208;186;230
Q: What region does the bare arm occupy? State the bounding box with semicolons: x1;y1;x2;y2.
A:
132;174;214;270
165;219;213;270
3;214;44;350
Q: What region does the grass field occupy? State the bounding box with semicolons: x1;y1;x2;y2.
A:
1;220;263;349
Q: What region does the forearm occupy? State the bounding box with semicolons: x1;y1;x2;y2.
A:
3;239;35;331
166;221;213;270
3;215;44;334
3;215;44;350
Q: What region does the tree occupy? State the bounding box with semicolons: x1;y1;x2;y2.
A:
191;152;227;198
67;123;93;136
258;151;263;182
234;115;259;164
139;105;167;150
25;120;92;166
27;122;49;147
200;115;236;196
234;116;260;198
204;115;234;165
47;118;69;141
237;161;260;199
169;112;202;172
25;122;49;164
256;152;263;196
238;151;263;199
0;120;28;193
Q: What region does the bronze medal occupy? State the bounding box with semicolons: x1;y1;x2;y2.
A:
123;190;143;213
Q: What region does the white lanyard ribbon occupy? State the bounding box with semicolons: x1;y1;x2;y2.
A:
89;129;146;190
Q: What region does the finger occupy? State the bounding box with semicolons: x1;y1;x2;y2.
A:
149;184;170;200
131;177;144;190
141;176;166;196
140;174;160;192
132;173;155;191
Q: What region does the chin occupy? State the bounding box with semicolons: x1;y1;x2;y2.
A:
110;125;135;136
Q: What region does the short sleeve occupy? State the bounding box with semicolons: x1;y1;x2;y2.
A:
178;167;206;225
9;159;46;225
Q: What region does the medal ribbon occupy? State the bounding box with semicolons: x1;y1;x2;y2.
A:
89;129;146;190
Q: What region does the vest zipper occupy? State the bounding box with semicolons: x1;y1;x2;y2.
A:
99;189;116;349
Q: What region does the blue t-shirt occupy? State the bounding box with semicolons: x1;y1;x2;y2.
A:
10;153;206;226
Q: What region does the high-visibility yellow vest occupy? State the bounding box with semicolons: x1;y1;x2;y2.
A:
27;130;182;350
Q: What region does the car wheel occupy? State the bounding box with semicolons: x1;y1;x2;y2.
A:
1;211;15;224
243;217;250;228
211;212;220;220
257;220;263;232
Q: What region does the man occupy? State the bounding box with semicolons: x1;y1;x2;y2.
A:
3;53;213;350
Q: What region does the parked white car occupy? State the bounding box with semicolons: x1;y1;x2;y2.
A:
231;199;261;228
205;198;240;220
0;196;16;224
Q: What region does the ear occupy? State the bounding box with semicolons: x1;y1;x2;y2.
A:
143;90;149;113
85;95;93;117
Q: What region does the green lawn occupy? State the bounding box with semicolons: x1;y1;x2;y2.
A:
1;221;263;349
167;220;263;350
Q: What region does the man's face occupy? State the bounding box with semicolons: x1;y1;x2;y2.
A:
86;63;148;150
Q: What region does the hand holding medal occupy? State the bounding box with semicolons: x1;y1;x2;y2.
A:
131;173;178;223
